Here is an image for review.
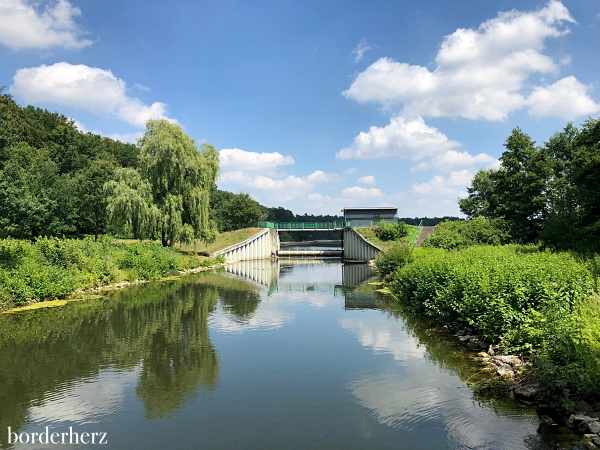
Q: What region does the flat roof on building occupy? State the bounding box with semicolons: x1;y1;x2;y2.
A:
341;206;397;211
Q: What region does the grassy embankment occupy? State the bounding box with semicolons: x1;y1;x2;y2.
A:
368;220;600;412
0;228;262;312
355;224;417;251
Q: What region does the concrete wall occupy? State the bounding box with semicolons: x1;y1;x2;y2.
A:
343;228;381;261
212;229;279;262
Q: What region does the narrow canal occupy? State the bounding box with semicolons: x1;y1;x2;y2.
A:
0;261;554;449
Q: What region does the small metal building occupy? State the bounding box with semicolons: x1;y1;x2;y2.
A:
341;206;398;228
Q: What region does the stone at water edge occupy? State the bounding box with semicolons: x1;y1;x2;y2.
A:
494;355;523;368
576;400;598;418
567;414;597;429
513;384;538;400
578;419;600;433
586;421;600;434
581;434;600;450
496;362;514;378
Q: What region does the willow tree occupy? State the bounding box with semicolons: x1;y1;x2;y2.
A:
138;119;219;246
104;167;161;239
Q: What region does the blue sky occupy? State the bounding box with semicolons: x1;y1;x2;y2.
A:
1;0;599;217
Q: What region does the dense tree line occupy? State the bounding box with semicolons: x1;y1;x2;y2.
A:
0;89;139;240
459;118;600;251
0;90;219;245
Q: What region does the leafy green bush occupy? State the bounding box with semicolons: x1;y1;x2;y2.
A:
375;241;413;281
389;245;600;409
392;245;593;345
374;221;408;241
421;217;509;250
0;238;217;309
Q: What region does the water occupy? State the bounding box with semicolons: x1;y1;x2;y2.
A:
0;261;559;449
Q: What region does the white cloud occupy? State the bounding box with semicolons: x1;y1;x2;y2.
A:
411;150;499;172
411;169;473;197
343;167;358;175
219;170;339;202
337;116;460;160
341;186;384;198
107;131;144;144
526;76;600;119
358;175;376;185
351;38;373;63
219;148;294;172
0;0;92;50
11;62;174;128
343;1;596;121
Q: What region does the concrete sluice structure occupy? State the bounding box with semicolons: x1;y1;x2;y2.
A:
277;250;343;258
214;227;382;263
212;229;280;262
342;228;381;262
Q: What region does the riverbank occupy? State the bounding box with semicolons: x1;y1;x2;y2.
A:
375;242;600;444
0;237;226;312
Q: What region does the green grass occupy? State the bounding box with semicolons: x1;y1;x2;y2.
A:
355;225;417;251
116;227;263;255
181;227;262;254
0;237;222;311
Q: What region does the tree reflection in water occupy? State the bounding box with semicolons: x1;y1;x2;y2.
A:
0;271;263;445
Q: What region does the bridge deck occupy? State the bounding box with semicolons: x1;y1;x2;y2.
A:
258;221;348;231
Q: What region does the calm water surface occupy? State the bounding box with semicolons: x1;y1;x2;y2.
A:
0;261;556;449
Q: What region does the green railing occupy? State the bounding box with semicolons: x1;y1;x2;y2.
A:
258;221;348;230
408;220;423;247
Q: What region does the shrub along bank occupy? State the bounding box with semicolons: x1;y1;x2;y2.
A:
377;242;600;413
0;237;223;311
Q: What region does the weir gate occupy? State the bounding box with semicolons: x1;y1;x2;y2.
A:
212;221;383;263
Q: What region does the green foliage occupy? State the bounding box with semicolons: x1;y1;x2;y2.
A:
421;218;510;250
374;221;408;241
374;241;413;281
0;91;140;239
105;167;161;240
0;238;218;310
460;119;600;251
220;193;266;230
388;245;600;408
391;245;594;343
138;120;220;246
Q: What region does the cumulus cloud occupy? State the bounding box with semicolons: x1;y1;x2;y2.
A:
526;76;600;119
341;186;384;198
11;62;174;128
343;1;598;120
219;170;339;202
351;38;373;63
0;0;92;50
219;148;294;172
336;116;460;160
411;169;473;197
411;150;499;172
358;175;376;185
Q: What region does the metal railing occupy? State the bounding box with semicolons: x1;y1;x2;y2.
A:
258;221;348;230
408;220;423;247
